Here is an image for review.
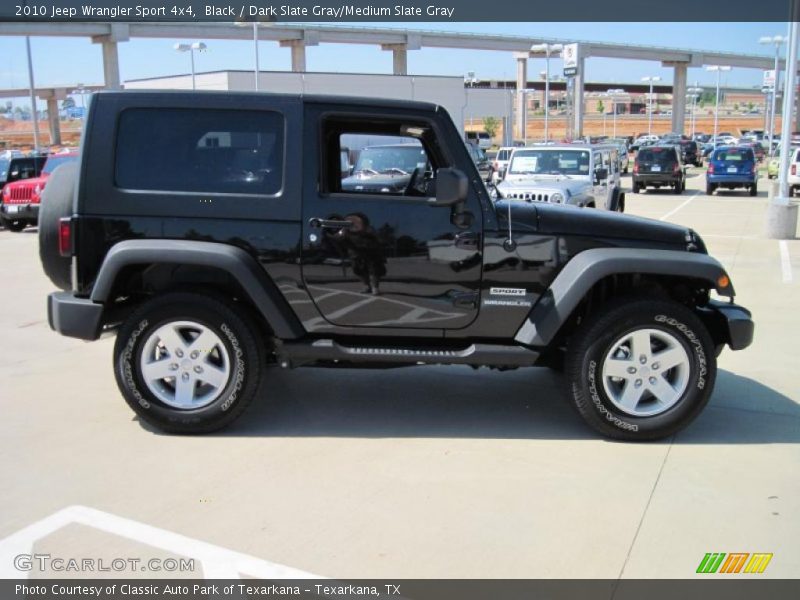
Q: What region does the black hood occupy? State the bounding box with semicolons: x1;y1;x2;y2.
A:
495;201;694;248
341;172;410;193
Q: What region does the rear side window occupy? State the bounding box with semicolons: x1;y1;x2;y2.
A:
713;149;753;162
115;108;284;195
497;149;512;161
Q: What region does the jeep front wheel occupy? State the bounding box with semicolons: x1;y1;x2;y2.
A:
113;292;263;434
565;298;716;441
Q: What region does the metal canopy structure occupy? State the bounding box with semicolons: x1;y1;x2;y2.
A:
0;22;785;139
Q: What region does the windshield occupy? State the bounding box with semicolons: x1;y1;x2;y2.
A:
43;154;78;174
508;149;590;176
353;145;427;175
0;159;8;180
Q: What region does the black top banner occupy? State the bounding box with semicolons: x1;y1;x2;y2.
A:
2;0;796;22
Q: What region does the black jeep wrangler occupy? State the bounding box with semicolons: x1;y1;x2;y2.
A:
40;91;753;440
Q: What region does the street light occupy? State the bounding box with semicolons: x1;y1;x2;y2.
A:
25;36;40;151
530;43;563;141
641;76;661;135
759;35;786;156
174;42;207;90
606;88;625;138
706;65;732;148
687;85;703;138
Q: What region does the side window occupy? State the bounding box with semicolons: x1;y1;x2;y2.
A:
335;133;433;197
115;108;284;195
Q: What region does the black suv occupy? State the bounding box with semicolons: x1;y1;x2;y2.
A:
40;91;753;441
632;145;686;193
679;140;703;167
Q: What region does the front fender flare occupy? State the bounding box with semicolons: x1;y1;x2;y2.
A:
514;247;733;347
90;239;305;339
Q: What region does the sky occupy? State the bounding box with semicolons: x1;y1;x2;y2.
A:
0;21;790;106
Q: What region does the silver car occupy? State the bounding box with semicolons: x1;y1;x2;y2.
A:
494;144;625;211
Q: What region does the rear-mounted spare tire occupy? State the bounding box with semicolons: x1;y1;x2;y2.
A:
38;162;78;291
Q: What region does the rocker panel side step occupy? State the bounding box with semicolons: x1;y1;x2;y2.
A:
279;339;540;368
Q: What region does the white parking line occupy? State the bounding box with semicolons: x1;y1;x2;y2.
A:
779;240;793;283
0;505;323;579
659;192;699;222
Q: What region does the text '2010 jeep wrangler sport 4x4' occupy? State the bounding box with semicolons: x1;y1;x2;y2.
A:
41;91;753;441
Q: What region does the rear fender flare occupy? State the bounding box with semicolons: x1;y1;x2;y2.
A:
90;239;305;339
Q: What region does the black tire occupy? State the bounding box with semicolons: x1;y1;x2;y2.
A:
565;298;716;441
38;162;78;290
632;182;640;194
749;184;757;197
4;219;26;232
706;183;715;196
113;292;264;434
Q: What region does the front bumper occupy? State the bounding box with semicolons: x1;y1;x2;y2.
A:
1;202;39;222
48;291;104;341
700;299;754;351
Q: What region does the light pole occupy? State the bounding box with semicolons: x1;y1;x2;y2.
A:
687;85;703;138
707;66;731;148
606;88;625;138
759;35;786;156
174;42;207;90
642;76;661;135
25;36;40;151
531;43;563;142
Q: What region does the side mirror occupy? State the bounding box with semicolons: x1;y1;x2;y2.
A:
430;167;468;207
594;167;608;183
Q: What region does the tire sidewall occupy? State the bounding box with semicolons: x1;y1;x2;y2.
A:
571;303;715;439
114;298;257;432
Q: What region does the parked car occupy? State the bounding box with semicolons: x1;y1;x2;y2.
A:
0;152;79;231
0;155;47;230
738;141;766;162
607;139;630;173
787;147;800;195
630;134;659;151
465;131;492;150
767;143;799;179
679;140;703;167
705;146;758;196
632;145;686;193
495;144;625;211
491;146;515;181
340;143;428;194
41;90;752;441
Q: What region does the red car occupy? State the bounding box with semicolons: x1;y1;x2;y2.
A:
1;152;79;232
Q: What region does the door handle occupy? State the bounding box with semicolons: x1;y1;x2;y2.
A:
454;231;481;249
309;218;353;230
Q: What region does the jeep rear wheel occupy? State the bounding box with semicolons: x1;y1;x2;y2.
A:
113;292;264;434
565;298;716;441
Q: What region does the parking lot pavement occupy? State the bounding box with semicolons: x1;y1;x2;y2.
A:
0;174;798;579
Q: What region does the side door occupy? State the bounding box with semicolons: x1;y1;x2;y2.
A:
591;150;609;208
300;104;484;332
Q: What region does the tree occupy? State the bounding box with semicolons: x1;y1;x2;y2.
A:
62;97;76;110
483;116;500;138
747;101;755;111
597;100;605;114
734;103;740;111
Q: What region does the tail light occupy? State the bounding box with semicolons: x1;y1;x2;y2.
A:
58;218;73;257
633;163;639;174
673;163;680;174
708;163;715;174
792;164;797;176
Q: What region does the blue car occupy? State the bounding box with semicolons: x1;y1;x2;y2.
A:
706;146;758;196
